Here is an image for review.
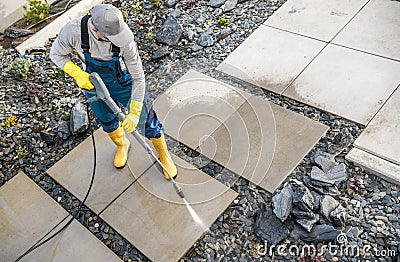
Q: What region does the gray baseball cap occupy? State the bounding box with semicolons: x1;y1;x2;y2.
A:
91;4;134;47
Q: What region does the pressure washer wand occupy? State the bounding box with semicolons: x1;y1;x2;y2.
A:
88;72;184;199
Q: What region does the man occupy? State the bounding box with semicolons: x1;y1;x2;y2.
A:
50;4;177;179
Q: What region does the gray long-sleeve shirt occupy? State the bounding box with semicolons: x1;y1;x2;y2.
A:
50;17;145;103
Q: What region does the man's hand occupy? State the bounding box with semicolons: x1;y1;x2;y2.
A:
63;61;94;90
122;100;143;133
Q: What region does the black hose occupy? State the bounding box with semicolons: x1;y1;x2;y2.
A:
15;105;97;262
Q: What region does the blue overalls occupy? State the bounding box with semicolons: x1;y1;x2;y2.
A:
80;15;163;138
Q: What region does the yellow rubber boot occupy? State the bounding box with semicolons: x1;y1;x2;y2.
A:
107;125;131;169
151;134;177;179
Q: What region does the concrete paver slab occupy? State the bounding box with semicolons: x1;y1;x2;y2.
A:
199;94;328;193
198;95;277;186
0;172;68;261
153;69;249;148
21;218;121;262
283;44;400;124
264;0;368;41
100;154;238;262
354;86;400;165
216;26;326;94
333;0;400;61
346;148;400;185
47;129;154;213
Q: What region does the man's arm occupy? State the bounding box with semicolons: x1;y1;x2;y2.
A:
50;22;77;69
122;41;145;104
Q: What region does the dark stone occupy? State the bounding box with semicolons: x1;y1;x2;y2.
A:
216;28;232;40
70;102;88;135
304;176;340;196
296;214;319;232
326;163;347;184
165;0;177;7
328;128;354;154
209;0;226;7
152;47;170;60
197;30;214;47
291;206;317;220
254;203;289;246
330;204;347;226
57;121;70;140
222;0;237;12
313;151;336;172
320;195;339;220
310;191;321;211
272;183;293;222
310;164;346;186
40;131;55;145
293;185;315;211
291;224;341;242
310;166;333;186
5;27;33;39
156;16;183;46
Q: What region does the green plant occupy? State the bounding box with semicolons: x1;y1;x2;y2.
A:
2;116;17;127
23;0;50;24
218;18;231;26
8;58;31;79
145;32;156;40
56;70;65;77
60;113;70;121
16;146;27;158
134;5;143;12
150;0;160;7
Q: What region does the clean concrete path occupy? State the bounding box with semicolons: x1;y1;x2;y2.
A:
218;0;400;183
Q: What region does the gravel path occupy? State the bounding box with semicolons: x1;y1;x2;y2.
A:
0;0;399;261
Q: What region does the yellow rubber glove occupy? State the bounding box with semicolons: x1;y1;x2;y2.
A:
63;61;94;90
122;100;143;133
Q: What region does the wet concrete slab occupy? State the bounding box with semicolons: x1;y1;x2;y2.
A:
354;86;400;166
47;129;154;213
100;154;238;262
21;217;122;262
216;25;326;94
283;44;400;124
333;0;400;61
0;172;68;261
198;95;328;193
152;70;251;149
264;0;368;41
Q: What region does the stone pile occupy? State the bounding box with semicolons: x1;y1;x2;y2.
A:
255;151;347;244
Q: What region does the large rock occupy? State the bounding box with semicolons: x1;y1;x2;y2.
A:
328;128;354;154
320;195;339;220
152;46;170;60
313;151;336;172
272;183;293;222
156;16;183;46
70;102;88;135
5;27;33;39
291;207;317;220
222;0;237;12
330;204;347;226
254;203;289;246
58;121;70;140
291;224;341;242
293;185;315;211
165;0;177;7
310;164;347;186
296;214;319;232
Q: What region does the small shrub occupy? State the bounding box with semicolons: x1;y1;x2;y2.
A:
16;146;28;158
134;5;143;12
8;58;31;79
27;84;42;98
23;0;50;24
60;113;70;121
218;18;231;26
150;0;160;7
2;116;17;127
55;70;65;77
145;32;156;40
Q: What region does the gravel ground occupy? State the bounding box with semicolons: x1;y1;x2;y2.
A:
0;0;399;261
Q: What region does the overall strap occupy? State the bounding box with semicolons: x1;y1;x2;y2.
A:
111;44;120;58
81;15;91;53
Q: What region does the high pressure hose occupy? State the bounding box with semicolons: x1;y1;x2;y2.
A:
15;104;97;262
